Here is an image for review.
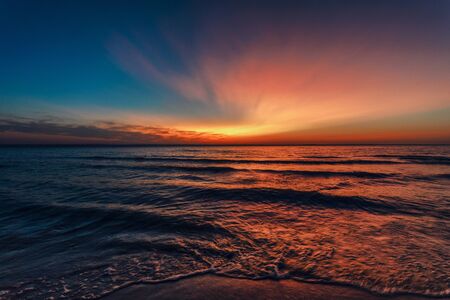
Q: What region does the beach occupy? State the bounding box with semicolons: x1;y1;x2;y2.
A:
104;275;438;300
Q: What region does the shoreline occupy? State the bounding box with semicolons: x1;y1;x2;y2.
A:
102;275;448;300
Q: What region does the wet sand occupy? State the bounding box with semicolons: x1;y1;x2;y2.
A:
104;275;440;300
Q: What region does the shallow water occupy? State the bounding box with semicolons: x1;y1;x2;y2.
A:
0;145;449;299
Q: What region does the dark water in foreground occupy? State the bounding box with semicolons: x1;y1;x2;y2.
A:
0;146;449;299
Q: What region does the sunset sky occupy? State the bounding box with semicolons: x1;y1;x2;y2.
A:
1;0;449;144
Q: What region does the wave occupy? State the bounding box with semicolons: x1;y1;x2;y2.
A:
84;163;238;174
71;154;450;165
168;185;447;218
169;186;412;215
303;155;340;159
373;155;450;165
80;163;396;179
261;169;394;179
71;155;403;165
414;174;450;181
7;201;232;238
175;175;212;181
4;186;414;236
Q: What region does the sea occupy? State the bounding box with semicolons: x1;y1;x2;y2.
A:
0;145;449;299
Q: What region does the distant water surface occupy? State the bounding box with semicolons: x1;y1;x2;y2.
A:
0;146;449;299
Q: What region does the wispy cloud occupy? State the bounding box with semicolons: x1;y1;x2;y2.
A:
108;24;450;137
0;117;225;144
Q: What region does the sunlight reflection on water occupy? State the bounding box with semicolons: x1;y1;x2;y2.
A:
0;146;449;298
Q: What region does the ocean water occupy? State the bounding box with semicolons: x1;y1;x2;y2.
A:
0;145;449;299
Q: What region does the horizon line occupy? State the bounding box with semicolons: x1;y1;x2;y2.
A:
1;143;449;147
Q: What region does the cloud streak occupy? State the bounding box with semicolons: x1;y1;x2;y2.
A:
0;117;225;144
108;3;450;138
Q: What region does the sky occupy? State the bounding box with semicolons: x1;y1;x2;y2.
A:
1;0;449;144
